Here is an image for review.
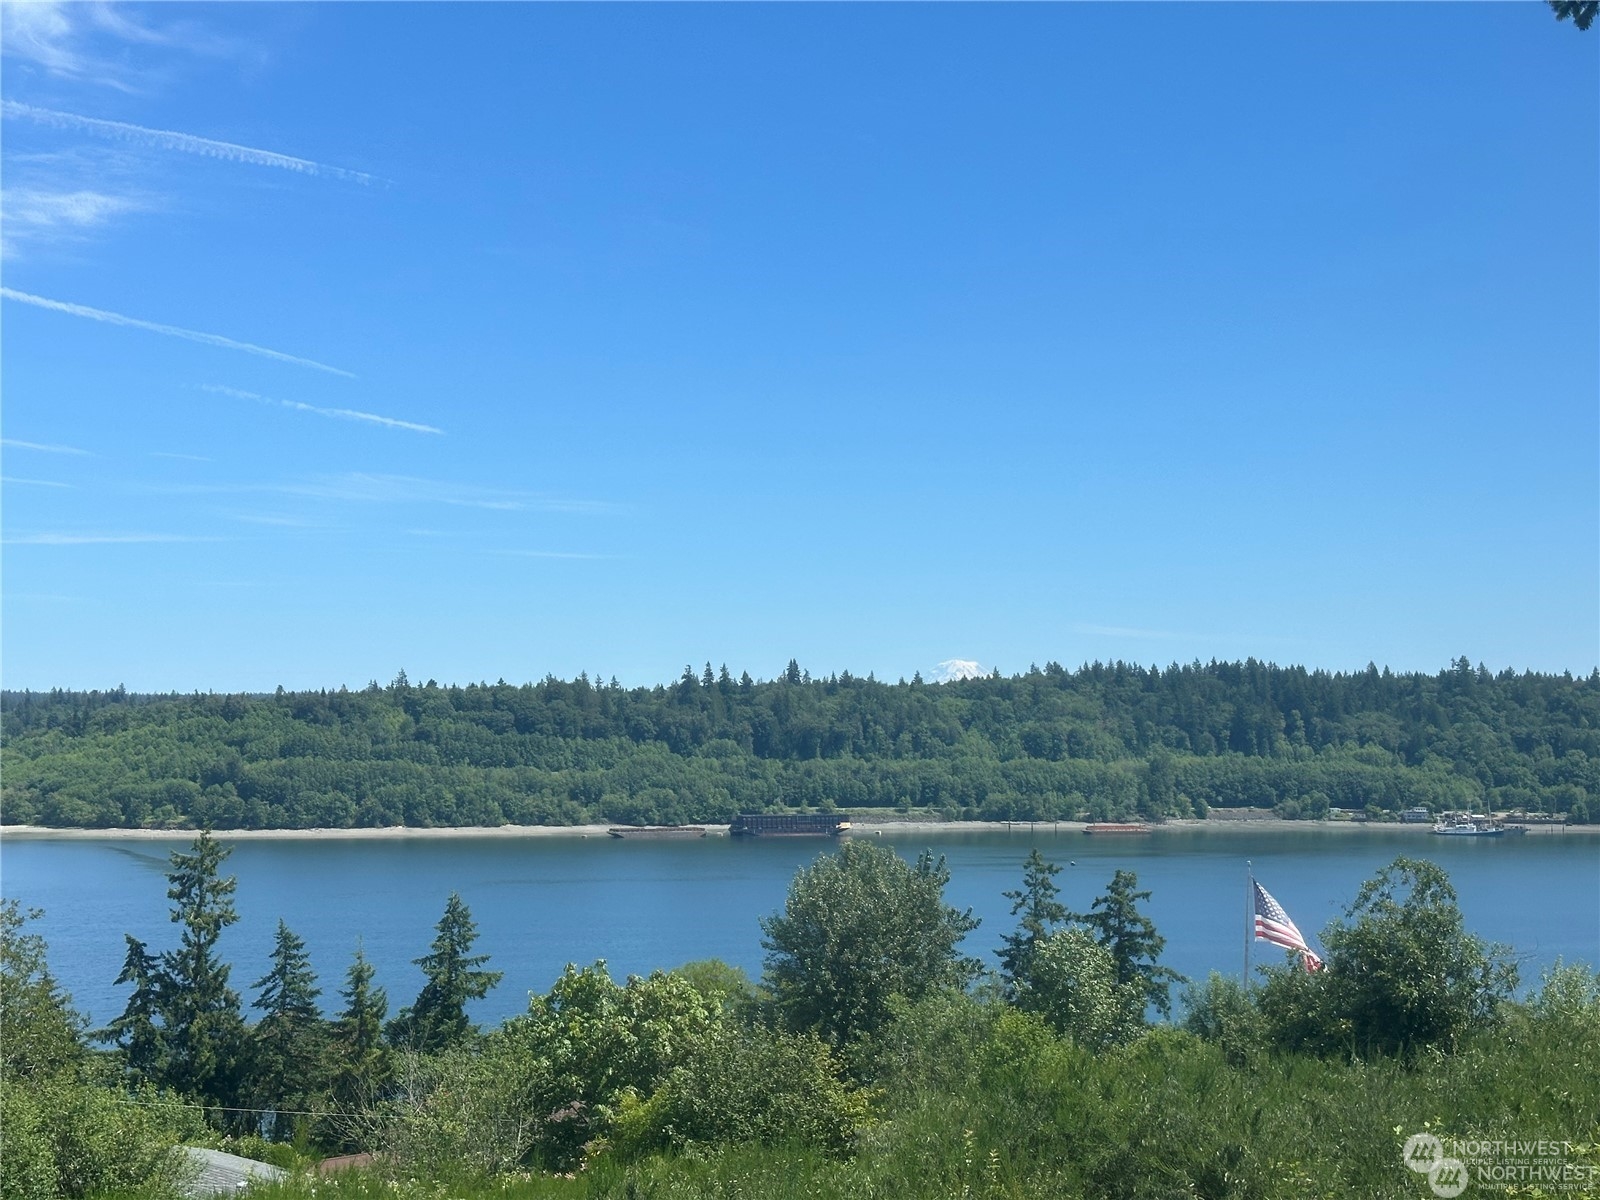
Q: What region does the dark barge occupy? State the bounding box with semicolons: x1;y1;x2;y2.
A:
729;813;851;837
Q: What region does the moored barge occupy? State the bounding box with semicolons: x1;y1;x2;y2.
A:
729;813;850;837
1083;822;1153;835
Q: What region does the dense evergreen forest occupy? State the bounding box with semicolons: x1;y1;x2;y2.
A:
4;658;1597;829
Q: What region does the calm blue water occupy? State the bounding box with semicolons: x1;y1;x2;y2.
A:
2;828;1596;1029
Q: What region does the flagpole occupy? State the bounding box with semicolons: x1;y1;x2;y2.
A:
1244;860;1253;989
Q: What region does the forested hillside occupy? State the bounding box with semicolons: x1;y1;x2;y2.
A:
3;658;1597;829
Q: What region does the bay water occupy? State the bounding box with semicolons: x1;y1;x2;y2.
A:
3;827;1596;1030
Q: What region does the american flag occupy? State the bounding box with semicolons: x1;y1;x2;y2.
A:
1253;880;1324;972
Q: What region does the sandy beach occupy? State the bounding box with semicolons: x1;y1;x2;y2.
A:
2;818;1590;841
0;823;630;841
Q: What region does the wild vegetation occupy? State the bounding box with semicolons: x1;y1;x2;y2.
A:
3;833;1597;1199
4;658;1597;829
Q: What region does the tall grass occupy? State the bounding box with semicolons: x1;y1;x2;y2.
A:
241;1000;1600;1200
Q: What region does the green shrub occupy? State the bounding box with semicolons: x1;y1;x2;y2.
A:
1017;927;1144;1050
0;1076;204;1200
612;1024;868;1157
1315;858;1518;1055
382;962;719;1175
1182;971;1266;1063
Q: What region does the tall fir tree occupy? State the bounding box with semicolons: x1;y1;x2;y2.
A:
249;920;324;1139
1079;869;1182;1017
997;849;1070;995
160;829;248;1110
386;893;501;1052
102;934;165;1083
324;943;392;1151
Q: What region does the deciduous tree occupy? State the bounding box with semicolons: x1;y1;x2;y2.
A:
0;900;83;1081
1315;856;1517;1055
761;840;980;1046
1017;927;1144;1050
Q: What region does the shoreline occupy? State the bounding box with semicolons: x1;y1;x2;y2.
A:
2;819;1591;842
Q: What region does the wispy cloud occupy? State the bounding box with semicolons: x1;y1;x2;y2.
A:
153;473;620;514
200;384;441;435
86;3;225;54
1072;623;1185;640
0;1;133;89
2;438;91;455
1;186;150;255
2;101;375;184
1;288;356;378
224;512;322;528
1070;622;1299;649
151;451;212;462
4;532;223;546
1;476;73;488
2;186;143;225
2;2;234;91
0;142;157;257
279;474;616;513
493;550;618;560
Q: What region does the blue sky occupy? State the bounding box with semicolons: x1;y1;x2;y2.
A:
2;2;1596;692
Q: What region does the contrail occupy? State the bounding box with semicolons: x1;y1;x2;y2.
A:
1;288;356;378
1;100;375;185
202;385;441;435
5;532;223;545
1;438;90;455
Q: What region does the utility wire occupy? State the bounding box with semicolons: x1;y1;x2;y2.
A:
109;1096;354;1119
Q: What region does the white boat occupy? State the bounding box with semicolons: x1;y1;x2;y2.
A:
1431;821;1504;837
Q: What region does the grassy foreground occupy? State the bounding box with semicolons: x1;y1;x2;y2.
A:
238;996;1600;1200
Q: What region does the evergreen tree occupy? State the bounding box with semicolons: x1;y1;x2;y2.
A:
158;830;248;1111
326;943;391;1149
997;849;1070;995
101;934;165;1084
249;920;324;1139
1550;1;1597;32
1079;869;1182;1017
387;893;501;1052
